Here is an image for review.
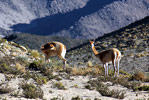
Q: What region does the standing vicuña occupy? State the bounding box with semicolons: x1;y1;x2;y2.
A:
90;40;121;77
41;41;67;69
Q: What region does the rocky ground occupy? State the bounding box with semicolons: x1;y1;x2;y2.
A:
0;38;149;100
0;73;148;100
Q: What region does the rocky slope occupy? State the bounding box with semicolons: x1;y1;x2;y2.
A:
0;38;148;100
0;0;149;39
67;16;149;73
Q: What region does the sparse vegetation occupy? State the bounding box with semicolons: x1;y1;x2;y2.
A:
30;49;40;59
135;85;149;91
0;87;12;94
51;96;64;100
0;62;22;75
70;65;103;76
28;60;56;81
21;83;43;99
132;72;146;81
53;82;66;90
15;63;26;73
71;96;83;100
15;56;28;65
32;74;48;85
85;84;93;90
88;79;126;99
72;84;79;88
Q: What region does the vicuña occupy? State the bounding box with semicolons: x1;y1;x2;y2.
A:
90;40;121;77
41;41;67;69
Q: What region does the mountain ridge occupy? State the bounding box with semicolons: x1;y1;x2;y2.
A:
0;0;149;39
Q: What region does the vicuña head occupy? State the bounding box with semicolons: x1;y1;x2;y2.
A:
41;42;56;51
90;40;121;77
41;41;67;69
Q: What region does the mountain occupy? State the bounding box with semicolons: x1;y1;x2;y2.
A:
66;16;149;73
0;0;149;39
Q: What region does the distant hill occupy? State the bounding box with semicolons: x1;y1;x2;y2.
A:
66;16;149;73
0;0;149;39
5;33;86;50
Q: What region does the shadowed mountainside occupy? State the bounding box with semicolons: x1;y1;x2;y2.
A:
0;0;148;39
11;0;116;36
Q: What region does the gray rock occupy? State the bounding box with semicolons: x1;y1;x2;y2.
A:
0;51;5;58
0;73;6;84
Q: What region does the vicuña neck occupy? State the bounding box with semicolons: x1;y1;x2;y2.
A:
91;44;99;55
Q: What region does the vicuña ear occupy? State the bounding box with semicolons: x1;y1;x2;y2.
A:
50;44;56;50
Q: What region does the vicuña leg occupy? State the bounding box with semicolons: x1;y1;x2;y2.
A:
116;59;120;77
112;59;117;77
58;55;67;69
103;64;107;76
106;63;109;76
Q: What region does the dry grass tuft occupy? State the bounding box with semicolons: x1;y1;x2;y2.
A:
71;66;102;76
15;63;26;73
30;50;40;59
133;72;146;81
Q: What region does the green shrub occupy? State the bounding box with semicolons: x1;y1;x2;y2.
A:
71;96;83;100
135;85;149;91
21;83;43;99
0;63;22;75
85;84;92;90
94;98;101;100
23;71;32;80
88;79;126;99
32;74;48;85
53;82;66;90
112;77;141;91
0;63;9;73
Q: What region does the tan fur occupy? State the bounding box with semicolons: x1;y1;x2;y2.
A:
96;48;120;64
90;40;121;77
41;41;67;68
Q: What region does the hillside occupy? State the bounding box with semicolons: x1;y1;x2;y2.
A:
67;16;149;73
0;0;149;39
0;37;149;100
5;33;86;50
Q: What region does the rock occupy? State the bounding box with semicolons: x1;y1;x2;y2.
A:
0;51;5;58
0;73;6;84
